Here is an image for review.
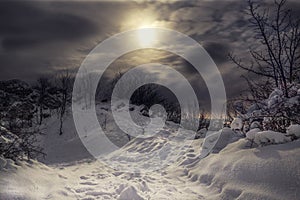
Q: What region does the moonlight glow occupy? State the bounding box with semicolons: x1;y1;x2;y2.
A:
137;26;157;46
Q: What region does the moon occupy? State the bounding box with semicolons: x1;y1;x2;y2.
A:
137;26;157;46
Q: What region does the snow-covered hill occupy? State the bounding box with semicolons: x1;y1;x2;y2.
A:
1;102;299;200
1;134;299;199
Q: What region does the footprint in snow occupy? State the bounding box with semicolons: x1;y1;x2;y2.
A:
85;191;111;197
96;174;110;179
187;153;196;157
80;181;98;186
58;174;68;179
80;176;89;180
75;187;94;193
112;171;124;176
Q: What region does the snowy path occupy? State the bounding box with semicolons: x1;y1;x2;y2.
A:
1;131;209;200
50;159;205;200
41;134;207;200
1;137;300;200
1;103;299;200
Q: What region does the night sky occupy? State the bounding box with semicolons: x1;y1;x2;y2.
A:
1;0;300;103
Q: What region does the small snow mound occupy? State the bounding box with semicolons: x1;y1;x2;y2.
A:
254;131;291;145
230;118;243;130
202;128;240;154
246;128;261;141
286;124;300;138
269;88;283;98
250;121;261;129
0;156;7;170
6;159;18;170
195;128;207;138
117;186;144;200
137;181;150;192
116;184;127;194
268;94;282;108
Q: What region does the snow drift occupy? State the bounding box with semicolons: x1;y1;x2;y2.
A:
1;102;299;200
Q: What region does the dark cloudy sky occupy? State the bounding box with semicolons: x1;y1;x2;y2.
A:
1;0;300;101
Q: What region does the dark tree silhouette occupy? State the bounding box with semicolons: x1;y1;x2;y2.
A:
56;70;72;135
229;0;300;98
35;77;51;125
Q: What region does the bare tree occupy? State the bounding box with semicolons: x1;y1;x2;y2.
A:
229;0;300;98
56;70;72;135
1;107;45;161
34;77;51;125
1;128;45;161
73;68;94;109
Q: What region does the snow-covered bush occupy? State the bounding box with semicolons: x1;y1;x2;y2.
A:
229;0;300;146
229;83;300;148
0;125;44;161
246;127;291;147
210;127;241;153
246;128;260;141
0;156;6;169
253;131;291;146
250;121;261;129
233;84;300;134
245;128;261;147
230;118;243;131
286;124;300;139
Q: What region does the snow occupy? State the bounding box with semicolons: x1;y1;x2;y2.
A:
187;139;300;200
195;128;207;138
250;121;261;129
37;113;93;164
287;124;300;138
1;102;300;199
118;186;143;200
245;128;260;141
230;118;243;130
1;137;299;200
238;86;300;133
254;130;291;146
0;157;7;170
268;88;283;99
268;94;282;108
0;157;18;171
205;127;240;153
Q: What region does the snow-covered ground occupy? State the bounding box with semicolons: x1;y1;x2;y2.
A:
0;103;299;200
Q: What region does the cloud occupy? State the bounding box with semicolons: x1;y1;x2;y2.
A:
1;0;299;103
203;42;231;65
0;2;97;50
0;1;141;80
